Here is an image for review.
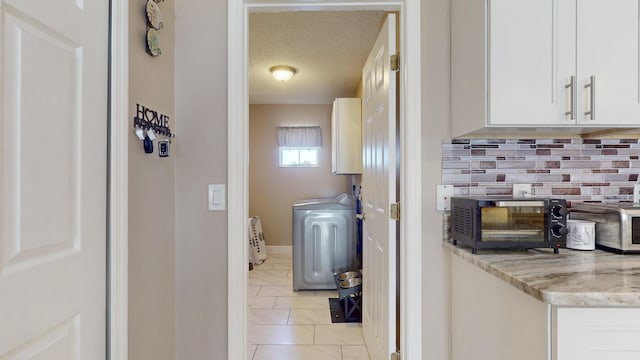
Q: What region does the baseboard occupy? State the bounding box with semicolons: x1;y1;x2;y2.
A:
266;245;292;255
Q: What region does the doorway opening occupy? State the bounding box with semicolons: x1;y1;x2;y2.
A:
228;1;423;359
247;10;385;358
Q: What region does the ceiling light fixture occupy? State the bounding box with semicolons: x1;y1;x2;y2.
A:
270;65;297;82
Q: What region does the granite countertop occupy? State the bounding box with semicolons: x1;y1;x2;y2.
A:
447;242;640;306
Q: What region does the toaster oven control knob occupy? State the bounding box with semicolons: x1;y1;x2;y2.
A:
551;205;568;218
551;224;568;238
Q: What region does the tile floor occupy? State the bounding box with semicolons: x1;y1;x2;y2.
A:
248;251;370;360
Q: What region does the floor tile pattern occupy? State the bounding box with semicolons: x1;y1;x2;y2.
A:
249;252;370;360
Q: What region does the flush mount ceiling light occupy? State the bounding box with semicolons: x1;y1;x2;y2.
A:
270;65;297;82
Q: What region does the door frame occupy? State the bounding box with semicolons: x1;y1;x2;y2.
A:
227;1;423;358
109;0;129;359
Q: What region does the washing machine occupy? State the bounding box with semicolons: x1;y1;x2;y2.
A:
292;195;357;290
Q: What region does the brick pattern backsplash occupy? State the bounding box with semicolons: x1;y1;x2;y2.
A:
442;138;640;202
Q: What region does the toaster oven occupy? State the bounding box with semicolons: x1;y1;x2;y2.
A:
569;202;640;254
451;197;568;254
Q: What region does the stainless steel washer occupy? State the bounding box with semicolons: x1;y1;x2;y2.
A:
292;197;357;290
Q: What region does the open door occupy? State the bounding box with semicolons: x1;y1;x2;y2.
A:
361;13;398;360
0;0;108;358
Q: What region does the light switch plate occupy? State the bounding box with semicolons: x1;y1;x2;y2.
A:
208;184;225;211
436;184;454;211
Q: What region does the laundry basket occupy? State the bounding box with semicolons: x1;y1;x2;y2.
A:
249;216;268;265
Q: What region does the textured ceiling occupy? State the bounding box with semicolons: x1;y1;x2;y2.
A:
249;11;387;104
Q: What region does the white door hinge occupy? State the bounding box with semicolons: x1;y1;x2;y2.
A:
390;202;400;221
390;53;400;72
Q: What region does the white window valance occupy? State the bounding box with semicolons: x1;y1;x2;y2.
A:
277;126;322;147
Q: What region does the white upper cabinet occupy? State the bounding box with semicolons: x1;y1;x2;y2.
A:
331;98;362;174
577;0;640;125
489;0;572;126
452;0;640;137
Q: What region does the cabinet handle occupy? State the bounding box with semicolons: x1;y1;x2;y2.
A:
564;76;575;120
584;76;595;120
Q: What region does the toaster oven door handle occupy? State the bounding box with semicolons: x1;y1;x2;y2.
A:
494;201;546;207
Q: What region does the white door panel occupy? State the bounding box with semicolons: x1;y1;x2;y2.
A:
362;13;397;360
0;0;107;358
576;0;640;124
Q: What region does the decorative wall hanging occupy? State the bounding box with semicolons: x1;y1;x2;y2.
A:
146;0;163;29
133;103;175;155
146;28;161;57
145;0;164;56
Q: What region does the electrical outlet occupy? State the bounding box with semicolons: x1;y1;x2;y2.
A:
436;184;454;211
512;183;532;198
634;184;640;203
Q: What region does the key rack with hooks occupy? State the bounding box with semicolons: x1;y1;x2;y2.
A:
133;103;175;139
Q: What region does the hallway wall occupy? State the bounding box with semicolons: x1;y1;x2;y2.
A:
421;0;452;357
173;1;451;358
174;1;229;358
249;104;352;247
128;0;176;359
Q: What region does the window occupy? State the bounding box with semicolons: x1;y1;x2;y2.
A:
279;147;319;167
276;126;322;168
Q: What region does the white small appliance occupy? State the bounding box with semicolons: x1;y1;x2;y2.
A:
566;219;595;250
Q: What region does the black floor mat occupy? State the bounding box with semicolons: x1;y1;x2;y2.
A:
329;298;361;323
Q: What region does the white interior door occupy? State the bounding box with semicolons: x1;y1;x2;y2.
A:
361;13;397;360
0;0;108;358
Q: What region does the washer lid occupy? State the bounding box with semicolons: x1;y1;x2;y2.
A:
293;193;355;207
293;197;356;210
293;198;337;207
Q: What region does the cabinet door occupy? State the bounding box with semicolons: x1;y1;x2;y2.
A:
452;256;549;360
557;308;640;359
331;101;338;173
489;0;575;126
577;0;640;125
331;98;362;174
